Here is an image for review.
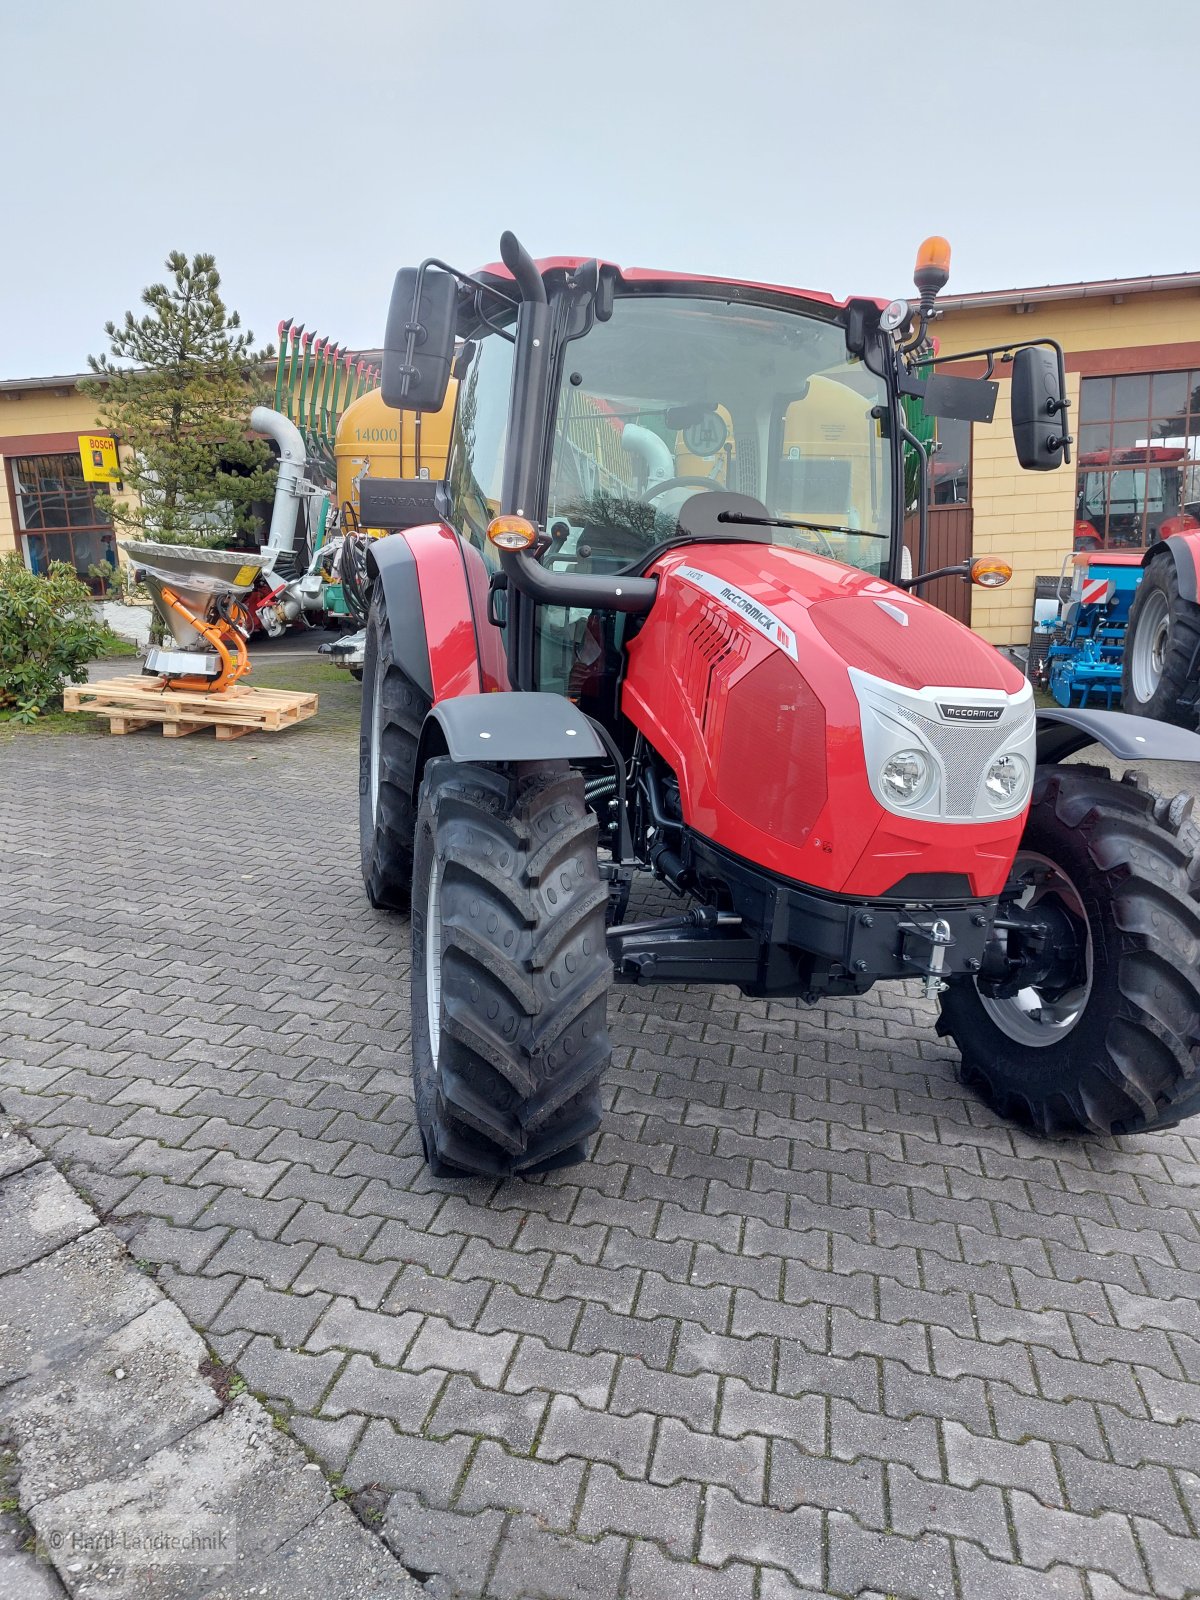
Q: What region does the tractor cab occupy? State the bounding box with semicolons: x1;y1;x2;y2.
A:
442;270;898;710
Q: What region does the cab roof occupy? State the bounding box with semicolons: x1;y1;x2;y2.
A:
474;256;887;312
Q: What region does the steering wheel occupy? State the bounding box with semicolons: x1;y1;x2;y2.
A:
643;476;838;558
641;476;725;503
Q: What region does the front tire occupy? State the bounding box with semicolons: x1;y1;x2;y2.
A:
358;593;430;911
411;758;612;1177
937;765;1200;1137
1122;554;1200;727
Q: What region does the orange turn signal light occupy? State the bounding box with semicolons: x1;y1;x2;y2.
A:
487;515;537;552
969;556;1012;589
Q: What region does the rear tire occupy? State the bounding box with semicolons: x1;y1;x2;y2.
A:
359;593;430;911
937;765;1200;1137
411;758;612;1177
1122;554;1200;727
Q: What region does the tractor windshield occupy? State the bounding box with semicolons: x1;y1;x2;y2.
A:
545;293;892;577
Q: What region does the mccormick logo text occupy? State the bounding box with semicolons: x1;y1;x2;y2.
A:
675;565;799;661
938;703;1004;723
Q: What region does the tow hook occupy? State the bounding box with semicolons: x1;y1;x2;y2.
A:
899;916;954;999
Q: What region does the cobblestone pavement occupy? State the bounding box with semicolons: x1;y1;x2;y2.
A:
2;726;1200;1600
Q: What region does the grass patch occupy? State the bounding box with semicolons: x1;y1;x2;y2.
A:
97;630;139;659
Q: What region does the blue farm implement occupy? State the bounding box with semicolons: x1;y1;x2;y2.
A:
1037;552;1143;708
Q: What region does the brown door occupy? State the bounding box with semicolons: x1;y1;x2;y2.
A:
903;506;974;626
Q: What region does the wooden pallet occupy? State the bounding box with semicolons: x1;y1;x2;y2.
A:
63;677;318;739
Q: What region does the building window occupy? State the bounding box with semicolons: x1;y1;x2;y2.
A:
1075;372;1200;549
932;415;971;506
10;453;116;584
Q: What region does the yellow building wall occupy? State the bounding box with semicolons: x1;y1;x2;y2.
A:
933;288;1200;645
0;386;103;560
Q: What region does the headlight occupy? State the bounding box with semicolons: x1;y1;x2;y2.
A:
880;749;931;805
984;752;1029;808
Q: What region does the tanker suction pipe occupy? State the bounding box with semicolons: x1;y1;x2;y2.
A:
251;405;307;555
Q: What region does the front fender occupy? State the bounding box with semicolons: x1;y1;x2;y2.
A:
415;692;605;784
1036;706;1200;765
366;531;434;699
1143;530;1200;603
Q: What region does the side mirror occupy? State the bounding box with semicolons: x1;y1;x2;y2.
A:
381;267;457;413
1011;346;1069;471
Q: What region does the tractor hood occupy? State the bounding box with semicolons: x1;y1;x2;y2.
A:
622;542;1033;899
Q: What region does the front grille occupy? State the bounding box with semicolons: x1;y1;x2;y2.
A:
894;700;1032;818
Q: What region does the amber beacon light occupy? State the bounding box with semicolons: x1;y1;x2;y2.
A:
914;236;952;298
487;515;538;551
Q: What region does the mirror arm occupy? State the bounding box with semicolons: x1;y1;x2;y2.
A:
896;559;970;591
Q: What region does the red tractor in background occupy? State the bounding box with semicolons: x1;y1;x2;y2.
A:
357;231;1200;1178
1122;523;1200;729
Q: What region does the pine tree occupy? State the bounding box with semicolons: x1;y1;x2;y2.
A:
83;252;277;548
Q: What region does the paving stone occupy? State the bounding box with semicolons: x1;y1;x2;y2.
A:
1131;1515;1200;1599
536;1393;656;1477
478;1282;582;1349
572;1301;675;1366
202;1229;315;1291
770;1443;884;1525
0;1230;159;1386
830;1399;941;1478
507;1336;616;1409
428;1372;547;1452
196;1501;422;1600
199;1189;303;1238
651;1416;767;1500
382;1490;504;1600
625;1541;756;1600
882;1364;992;1435
887;1462;1013;1559
577;1462;700;1557
123;1216;229;1275
0;1162;96;1273
2;1299;220;1508
954;1542;1087;1599
323;1353;443;1429
292;1245;398;1309
699;1488;822;1587
991;1383;1109;1460
342;1422;472;1502
210;1279;331;1345
611;1356;718;1431
27;1393;330;1600
1055;1443;1189;1533
487;1519;628;1600
235;1336;344;1412
943;1418;1062;1503
404;1317;516;1388
458;1439;584;1527
383;1265;489;1326
305;1296;421;1366
826;1513;955;1600
287;1411;366;1474
1011;1492;1148;1591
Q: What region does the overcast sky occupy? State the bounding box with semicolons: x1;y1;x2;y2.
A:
3;0;1198;379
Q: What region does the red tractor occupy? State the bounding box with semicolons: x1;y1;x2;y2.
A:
358;232;1200;1177
1122;524;1200;728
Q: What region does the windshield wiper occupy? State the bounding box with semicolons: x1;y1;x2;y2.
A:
717;511;887;541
